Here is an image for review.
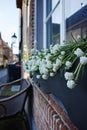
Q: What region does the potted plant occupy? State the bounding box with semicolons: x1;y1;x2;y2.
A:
25;40;87;88
25;40;87;130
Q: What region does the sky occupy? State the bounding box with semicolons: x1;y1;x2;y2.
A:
0;0;20;54
0;0;87;54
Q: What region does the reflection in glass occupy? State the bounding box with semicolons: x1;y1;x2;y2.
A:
52;0;60;44
45;0;87;47
65;0;87;42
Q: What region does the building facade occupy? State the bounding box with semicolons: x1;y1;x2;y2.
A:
0;33;13;67
16;0;87;130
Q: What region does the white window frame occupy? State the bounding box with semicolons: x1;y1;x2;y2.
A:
43;0;47;49
43;0;66;48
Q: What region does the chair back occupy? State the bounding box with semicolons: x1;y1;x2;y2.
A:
0;78;31;118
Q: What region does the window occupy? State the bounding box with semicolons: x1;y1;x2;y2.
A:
43;0;87;48
65;0;87;42
43;0;66;48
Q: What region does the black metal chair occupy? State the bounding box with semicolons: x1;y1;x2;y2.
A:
0;78;31;130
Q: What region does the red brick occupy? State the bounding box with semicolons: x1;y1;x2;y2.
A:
31;85;78;130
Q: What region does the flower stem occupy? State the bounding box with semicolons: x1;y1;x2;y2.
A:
74;63;82;81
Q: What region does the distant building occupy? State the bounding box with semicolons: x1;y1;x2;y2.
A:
0;32;13;67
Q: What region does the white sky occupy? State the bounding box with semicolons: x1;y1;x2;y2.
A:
0;0;20;54
0;0;87;54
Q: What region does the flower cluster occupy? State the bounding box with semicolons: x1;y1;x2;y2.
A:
25;40;87;89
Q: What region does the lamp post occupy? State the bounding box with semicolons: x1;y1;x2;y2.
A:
11;33;17;52
11;33;17;61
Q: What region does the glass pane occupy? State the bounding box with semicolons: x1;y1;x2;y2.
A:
52;0;59;9
65;0;87;42
46;0;60;47
52;0;61;45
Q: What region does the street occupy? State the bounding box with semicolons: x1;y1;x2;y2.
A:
0;68;8;85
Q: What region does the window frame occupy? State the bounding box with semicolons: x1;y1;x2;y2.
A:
43;0;66;48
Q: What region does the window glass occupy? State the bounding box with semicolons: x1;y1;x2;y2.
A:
46;0;60;46
44;0;87;48
65;0;87;42
52;0;60;44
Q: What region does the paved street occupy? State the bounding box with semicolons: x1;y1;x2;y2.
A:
0;68;7;78
0;68;8;85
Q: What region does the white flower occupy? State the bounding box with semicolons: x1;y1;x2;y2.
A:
39;69;43;74
43;48;48;54
53;63;60;72
42;74;48;80
53;64;58;72
53;59;62;72
56;58;62;66
67;80;76;89
51;44;61;54
31;48;38;55
61;51;65;55
46;53;52;60
65;61;72;69
31;65;38;72
64;72;74;80
25;41;87;90
50;72;55;77
74;48;84;57
58;55;63;60
36;75;41;79
41;59;46;64
46;61;53;69
80;56;87;65
36;59;41;66
43;68;49;74
39;63;48;74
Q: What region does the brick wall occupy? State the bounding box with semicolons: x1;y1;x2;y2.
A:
32;83;78;130
29;0;35;48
